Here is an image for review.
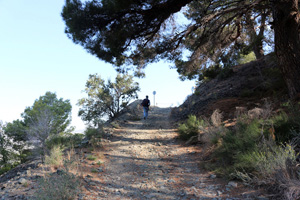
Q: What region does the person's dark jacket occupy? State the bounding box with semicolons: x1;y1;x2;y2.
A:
141;99;150;108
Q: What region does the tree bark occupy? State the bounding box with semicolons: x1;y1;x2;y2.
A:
272;0;300;98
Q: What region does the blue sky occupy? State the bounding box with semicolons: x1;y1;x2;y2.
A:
0;1;195;132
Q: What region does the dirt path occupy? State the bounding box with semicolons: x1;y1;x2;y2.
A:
82;107;265;200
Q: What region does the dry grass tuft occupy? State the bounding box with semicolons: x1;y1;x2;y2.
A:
211;109;223;127
274;159;300;200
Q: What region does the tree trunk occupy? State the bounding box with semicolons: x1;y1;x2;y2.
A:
272;0;300;98
246;12;265;59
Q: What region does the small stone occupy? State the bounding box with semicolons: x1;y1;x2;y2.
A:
56;169;65;175
86;174;93;178
33;172;43;178
1;194;9;200
257;196;269;200
206;185;213;190
209;174;217;179
89;181;97;186
227;181;238;188
18;178;27;185
26;170;31;176
97;167;104;172
1;184;6;190
78;193;85;200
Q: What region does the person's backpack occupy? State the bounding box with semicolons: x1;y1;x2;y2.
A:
141;99;149;107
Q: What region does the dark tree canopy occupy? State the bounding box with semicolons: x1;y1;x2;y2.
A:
62;0;300;98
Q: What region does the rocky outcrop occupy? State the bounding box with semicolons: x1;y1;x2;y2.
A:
0;160;42;200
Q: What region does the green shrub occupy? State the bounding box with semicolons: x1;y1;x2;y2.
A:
69;133;85;146
32;171;81;200
212;119;262;175
86;155;97;161
218;120;260;159
232;144;298;185
213;112;299;180
84;126;103;149
91;168;98;173
178;115;201;140
209;106;300;191
253;144;297;179
46;133;84;149
85;126;102;140
272;112;294;143
0;164;14;175
96;160;102;165
272;106;300;144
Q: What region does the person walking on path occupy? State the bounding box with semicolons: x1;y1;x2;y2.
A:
141;95;150;120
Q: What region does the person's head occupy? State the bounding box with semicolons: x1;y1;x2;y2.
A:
146;95;148;99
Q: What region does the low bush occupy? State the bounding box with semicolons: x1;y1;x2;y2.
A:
31;171;81;200
86;154;97;161
178;115;202;140
46;133;84;149
0;164;15;175
232;143;298;191
272;105;300;144
274;158;300;200
252;144;297;182
272;112;294;143
213;119;261;169
91;168;98;173
84;126;103;149
200;102;300;199
44;146;63;168
85;126;102;140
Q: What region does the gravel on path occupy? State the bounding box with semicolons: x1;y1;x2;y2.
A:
80;107;266;200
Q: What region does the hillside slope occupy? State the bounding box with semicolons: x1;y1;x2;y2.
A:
171;54;285;121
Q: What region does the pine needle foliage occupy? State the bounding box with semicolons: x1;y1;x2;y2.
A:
178;115;202;140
